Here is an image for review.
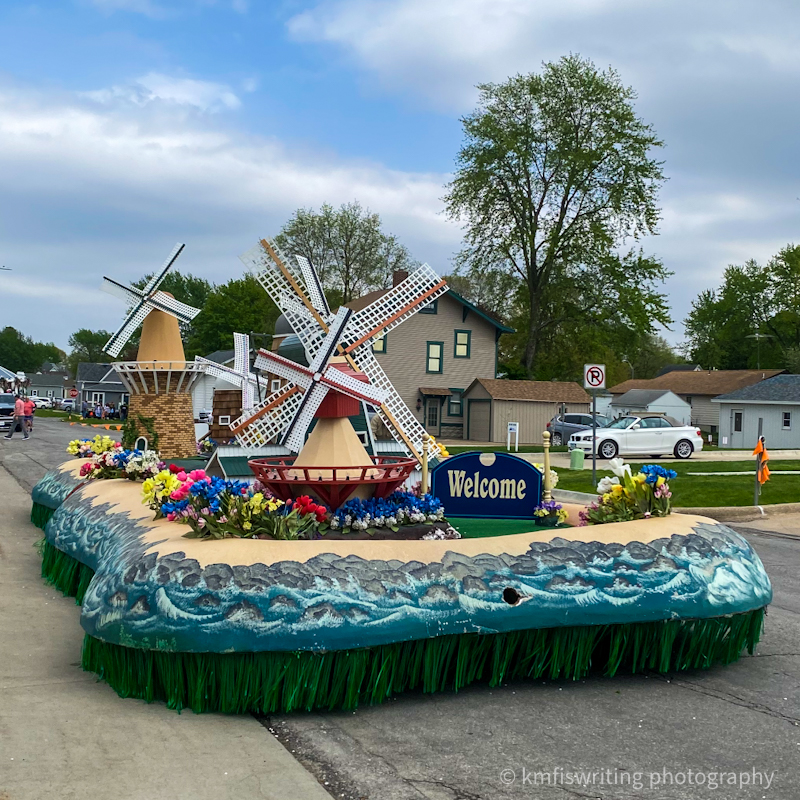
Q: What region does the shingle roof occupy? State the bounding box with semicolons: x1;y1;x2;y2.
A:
467;378;590;403
202;349;235;365
609;369;783;397
610;389;676;407
76;363;123;384
713;374;800;403
419;387;452;397
28;372;70;387
656;364;702;376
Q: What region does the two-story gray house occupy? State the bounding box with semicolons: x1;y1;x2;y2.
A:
267;272;513;439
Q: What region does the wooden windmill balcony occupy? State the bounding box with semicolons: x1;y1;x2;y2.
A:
111;361;205;395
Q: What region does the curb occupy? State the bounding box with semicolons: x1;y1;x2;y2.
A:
674;502;800;522
68;422;124;430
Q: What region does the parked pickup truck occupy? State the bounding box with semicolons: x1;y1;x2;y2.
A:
0;394;15;433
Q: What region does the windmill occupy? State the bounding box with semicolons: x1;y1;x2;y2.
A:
102;243;204;458
195;332;261;417
231;238;448;461
101;243;200;358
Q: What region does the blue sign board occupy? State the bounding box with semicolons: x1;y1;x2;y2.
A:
430;451;543;519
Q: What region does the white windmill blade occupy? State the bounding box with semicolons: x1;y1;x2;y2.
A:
254;350;314;388
278;293;330;363
104;304;153;358
240;240;309;307
102;277;146;305
280;382;329;452
294;254;330;317
194;357;246;386
233;332;250;375
148;291;201;323
341;264;448;354
350;345;441;461
142;243;185;295
323;365;387;407
231;386;304;449
308;307;352;374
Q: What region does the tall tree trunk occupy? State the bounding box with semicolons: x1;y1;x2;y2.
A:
523;284;541;378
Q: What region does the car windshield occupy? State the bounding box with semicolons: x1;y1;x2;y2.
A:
605;416;638;429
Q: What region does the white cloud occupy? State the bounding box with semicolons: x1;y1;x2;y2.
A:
84;72;242;112
0;83;455;349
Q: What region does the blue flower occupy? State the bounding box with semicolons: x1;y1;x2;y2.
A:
639;464;678;484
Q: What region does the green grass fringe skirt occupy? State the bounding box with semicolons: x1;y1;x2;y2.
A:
40;539;95;605
31;502;56;530
81;609;765;714
38;541;766;714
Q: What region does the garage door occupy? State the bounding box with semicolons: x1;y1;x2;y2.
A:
468;400;491;441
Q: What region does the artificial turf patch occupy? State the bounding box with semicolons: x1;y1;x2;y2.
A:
81;608;765;714
449;517;564;538
31;502;56;530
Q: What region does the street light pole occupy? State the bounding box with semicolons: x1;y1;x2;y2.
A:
745;333;774;370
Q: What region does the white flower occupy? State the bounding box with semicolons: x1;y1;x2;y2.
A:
608;458;631;480
596;476;621;494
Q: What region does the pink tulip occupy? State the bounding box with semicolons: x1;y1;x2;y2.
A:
176;471;187;482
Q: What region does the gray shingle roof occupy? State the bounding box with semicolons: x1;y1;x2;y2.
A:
610;389;673;407
75;363;123;385
28;372;70;387
713;374;800;403
203;349;235;365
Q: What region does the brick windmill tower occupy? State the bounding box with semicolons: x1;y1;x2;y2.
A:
102;243;203;458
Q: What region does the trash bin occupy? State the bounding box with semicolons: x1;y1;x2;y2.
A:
569;447;585;470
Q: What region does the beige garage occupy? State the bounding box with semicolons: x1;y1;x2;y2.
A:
463;378;591;444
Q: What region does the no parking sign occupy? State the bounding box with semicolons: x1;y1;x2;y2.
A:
583;364;606;390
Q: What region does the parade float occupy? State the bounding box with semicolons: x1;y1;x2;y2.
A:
31;240;772;714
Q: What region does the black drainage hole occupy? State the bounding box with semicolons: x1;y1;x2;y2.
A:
503;587;521;606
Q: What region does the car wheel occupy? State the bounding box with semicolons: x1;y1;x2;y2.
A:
674;439;694;459
551;432;563;446
599;440;618;459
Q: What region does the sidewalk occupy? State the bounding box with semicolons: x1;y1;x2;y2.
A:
0;462;332;800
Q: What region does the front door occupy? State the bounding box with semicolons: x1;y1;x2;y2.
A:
426;400;440;436
730;408;744;448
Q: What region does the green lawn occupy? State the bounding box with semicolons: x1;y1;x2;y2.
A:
555;460;800;507
449;517;566;538
447;445;568;455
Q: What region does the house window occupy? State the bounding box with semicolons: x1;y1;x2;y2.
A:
270;379;281;393
448;389;464;417
419;299;438;315
218;415;231;426
733;411;743;432
30;389;38;396
91;392;105;406
426;341;443;373
454;330;471;359
427;402;439;429
783;412;792;430
47;390;54;397
685;396;692;405
372;332;387;353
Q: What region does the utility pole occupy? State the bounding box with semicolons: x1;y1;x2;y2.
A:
746;333;774;370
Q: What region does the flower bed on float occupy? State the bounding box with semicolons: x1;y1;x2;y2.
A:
581;459;677;525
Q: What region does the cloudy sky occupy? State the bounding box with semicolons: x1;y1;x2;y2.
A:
1;0;798;353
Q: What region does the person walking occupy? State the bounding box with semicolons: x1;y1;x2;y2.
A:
23;396;35;433
4;395;29;440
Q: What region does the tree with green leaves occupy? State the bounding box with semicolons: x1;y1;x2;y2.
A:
275;202;416;305
66;329;112;376
684;244;800;370
0;327;63;373
445;55;669;378
185;275;279;358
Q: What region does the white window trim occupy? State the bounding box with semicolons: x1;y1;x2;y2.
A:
782;412;792;430
218;415;231;426
270;379;281;393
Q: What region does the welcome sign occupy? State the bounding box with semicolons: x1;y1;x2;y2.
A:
430;451;543;519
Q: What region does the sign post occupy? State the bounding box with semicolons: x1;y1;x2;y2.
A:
506;421;519;452
584;364;606;487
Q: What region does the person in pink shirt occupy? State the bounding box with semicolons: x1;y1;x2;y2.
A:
4;395;29;440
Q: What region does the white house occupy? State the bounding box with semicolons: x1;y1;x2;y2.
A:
609;389;691;425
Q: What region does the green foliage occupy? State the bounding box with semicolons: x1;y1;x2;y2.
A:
66;328;112;377
275;201;416;304
122;414;159;451
444;55;668;378
185;275;279;357
684;245;800;369
0;326;63;373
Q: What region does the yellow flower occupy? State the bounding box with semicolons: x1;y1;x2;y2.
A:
243;521;252;531
612;484;624;495
656;476;666;487
634;473;646;484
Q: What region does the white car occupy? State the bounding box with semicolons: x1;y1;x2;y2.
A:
31;397;52;409
568;414;704;460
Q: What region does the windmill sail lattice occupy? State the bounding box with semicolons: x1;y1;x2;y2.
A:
102;243;200;358
195;332;260;415
231;238;448;460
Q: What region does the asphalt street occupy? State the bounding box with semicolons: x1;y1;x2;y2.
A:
2;418;799;800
